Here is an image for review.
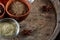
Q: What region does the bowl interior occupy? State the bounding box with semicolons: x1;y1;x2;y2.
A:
6;0;30;17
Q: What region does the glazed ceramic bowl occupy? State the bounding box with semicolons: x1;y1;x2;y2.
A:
6;0;30;21
0;18;20;38
0;3;5;19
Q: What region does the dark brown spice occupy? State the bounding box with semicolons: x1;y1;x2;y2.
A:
42;5;52;12
21;29;32;36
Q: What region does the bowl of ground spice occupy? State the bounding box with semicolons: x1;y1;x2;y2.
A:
0;18;20;38
0;3;5;19
6;0;30;21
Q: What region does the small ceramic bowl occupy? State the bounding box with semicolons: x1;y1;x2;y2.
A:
0;18;20;38
0;3;5;19
6;0;30;21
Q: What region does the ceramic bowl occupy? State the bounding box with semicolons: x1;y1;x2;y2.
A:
6;0;30;21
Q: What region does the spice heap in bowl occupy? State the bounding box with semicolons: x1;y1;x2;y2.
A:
6;0;30;21
8;1;28;16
